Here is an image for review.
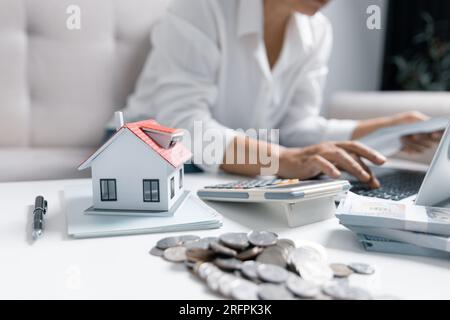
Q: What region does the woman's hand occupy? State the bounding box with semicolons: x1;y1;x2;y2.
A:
277;141;386;189
353;111;443;154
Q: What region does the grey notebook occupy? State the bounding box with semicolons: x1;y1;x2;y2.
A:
343;224;450;253
356;234;450;259
64;184;222;239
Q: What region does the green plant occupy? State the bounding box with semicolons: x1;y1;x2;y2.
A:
393;12;450;91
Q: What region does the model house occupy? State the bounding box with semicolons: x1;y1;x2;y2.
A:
78;114;192;212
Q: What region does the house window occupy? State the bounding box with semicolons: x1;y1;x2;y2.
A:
100;179;117;201
179;168;183;189
170;177;175;199
143;180;160;202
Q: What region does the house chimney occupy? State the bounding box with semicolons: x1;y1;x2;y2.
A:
114;111;124;131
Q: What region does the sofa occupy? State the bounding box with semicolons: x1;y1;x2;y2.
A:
0;0;169;182
1;0;450;182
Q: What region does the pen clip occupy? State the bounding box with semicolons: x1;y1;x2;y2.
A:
33;199;47;215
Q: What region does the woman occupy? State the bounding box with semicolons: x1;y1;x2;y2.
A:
123;0;439;188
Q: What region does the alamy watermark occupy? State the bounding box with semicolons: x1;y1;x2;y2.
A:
65;265;82;290
182;121;281;176
66;4;383;31
66;5;81;30
366;5;382;30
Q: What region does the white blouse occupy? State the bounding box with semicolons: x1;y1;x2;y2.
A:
123;0;357;171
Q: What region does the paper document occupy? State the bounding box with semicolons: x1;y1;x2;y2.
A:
359;116;450;156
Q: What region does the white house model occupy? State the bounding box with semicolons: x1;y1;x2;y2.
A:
78;114;192;212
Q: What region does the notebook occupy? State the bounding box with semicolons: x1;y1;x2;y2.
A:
63;184;223;239
343;224;450;253
357;234;450;259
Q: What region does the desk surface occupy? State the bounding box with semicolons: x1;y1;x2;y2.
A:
1;168;449;300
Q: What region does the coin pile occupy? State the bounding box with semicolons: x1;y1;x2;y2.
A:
150;231;378;300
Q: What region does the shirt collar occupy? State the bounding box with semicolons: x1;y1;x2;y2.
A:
237;0;263;38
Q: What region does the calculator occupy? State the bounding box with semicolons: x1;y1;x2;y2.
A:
197;178;351;203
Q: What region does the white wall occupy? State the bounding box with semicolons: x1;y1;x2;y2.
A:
322;0;388;113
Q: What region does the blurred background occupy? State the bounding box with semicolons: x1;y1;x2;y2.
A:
0;0;449;182
324;0;450;106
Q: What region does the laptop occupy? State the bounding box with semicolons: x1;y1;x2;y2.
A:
350;123;450;207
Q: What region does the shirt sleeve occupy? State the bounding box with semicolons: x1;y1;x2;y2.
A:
278;17;358;148
121;0;238;172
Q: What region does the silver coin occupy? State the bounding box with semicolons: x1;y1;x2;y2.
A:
297;259;333;285
163;246;187;263
202;237;220;243
185;240;211;250
247;231;278;247
257;264;288;283
149;246;164;257
330;263;354;278
156;236;182;250
236;246;264;261
289;247;333;285
276;239;296;251
288;245;326;266
322;282;372;300
289;242;329;268
210;241;237;257
230;279;259;300
241;261;260;281
179;235;201;243
285;275;321;299
219;233;249;250
256;246;288;268
186;248;215;263
196;262;219;280
348;263;375;275
218;274;240;298
214;257;242;271
206;270;224;292
258;283;295;300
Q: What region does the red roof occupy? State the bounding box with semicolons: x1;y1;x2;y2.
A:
139;121;177;134
78;119;192;170
125;120;191;168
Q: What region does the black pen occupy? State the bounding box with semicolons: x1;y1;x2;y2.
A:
32;196;47;240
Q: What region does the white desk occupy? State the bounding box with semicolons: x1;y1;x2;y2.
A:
1;170;449;300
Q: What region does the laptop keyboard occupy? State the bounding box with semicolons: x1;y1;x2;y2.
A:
351;171;426;201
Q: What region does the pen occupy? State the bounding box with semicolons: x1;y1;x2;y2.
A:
32;196;47;240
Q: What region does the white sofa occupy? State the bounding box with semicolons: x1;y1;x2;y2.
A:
0;0;169;182
1;0;450;182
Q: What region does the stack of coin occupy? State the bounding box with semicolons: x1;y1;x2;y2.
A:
149;231;382;300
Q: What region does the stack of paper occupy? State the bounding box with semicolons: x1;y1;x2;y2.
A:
336;192;450;258
63;184;222;239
